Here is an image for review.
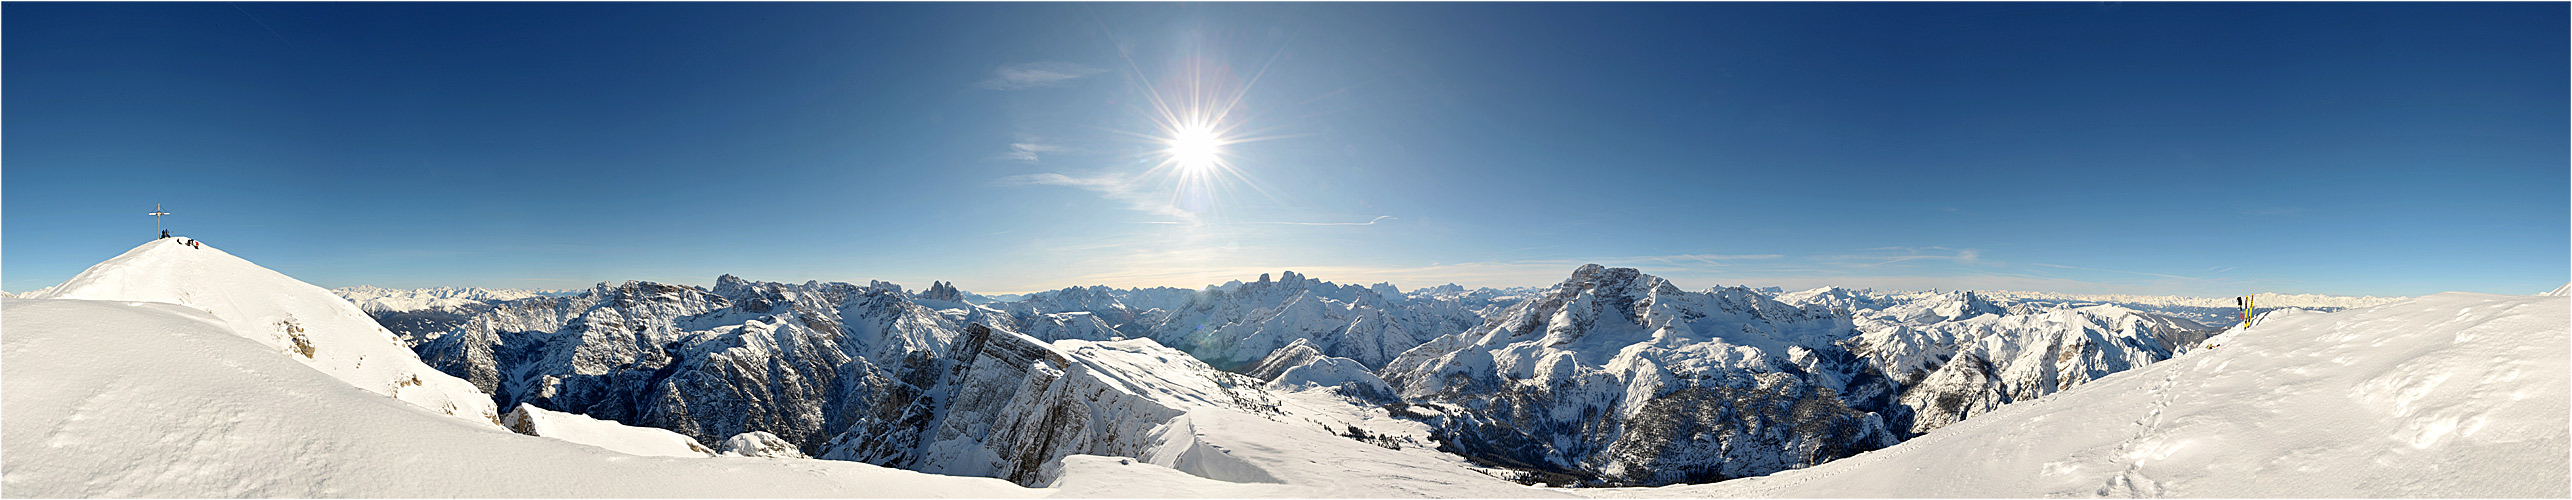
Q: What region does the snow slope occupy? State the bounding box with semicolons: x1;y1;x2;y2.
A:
26;238;501;426
502;403;716;458
1769;287;2218;435
0;297;1038;498
1044;407;1569;498
1784;286;2405;328
1979;289;2410;310
1263;354;1398;403
1589;292;2569;498
1848;301;2213;435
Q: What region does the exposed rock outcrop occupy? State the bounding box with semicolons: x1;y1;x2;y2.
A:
1381;265;1902;486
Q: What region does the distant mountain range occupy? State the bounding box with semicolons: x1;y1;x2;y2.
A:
8;238;2555;497
325;265;2385;486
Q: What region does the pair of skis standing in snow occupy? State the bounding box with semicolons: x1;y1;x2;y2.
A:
2202;296;2256;351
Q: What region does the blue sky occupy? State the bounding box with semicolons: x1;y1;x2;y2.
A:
6;2;2564;297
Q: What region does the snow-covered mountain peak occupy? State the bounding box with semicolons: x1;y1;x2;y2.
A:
330;285;561;313
1921;290;2009;322
1136;270;1486;370
30;238;502;426
1380;265;1893;485
920;280;967;302
710;273;757;295
1475;265;1841;358
1775;285;1870;306
1561;263;1683;298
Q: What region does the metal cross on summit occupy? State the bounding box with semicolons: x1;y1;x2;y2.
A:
148;204;172;239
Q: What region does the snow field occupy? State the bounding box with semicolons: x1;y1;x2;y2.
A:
27;238;501;426
1585;292;2568;498
0;298;1039;498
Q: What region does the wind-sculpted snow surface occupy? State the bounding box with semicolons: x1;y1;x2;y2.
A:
501;403;716;457
27;238;503;427
1594;292;2569;498
718;431;811;458
0;298;1039;498
414;274;1288;485
1381;265;1904;486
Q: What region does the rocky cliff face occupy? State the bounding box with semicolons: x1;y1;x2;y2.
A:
919;281;966;303
1380;265;1903;486
974;272;1491;373
1837;301;2212;434
982;285;1180;338
416;277;931;452
332;285;570;345
397;268;2215;489
1142;271;1486;371
414;275;1279;486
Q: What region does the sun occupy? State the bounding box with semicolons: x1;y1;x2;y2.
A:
1166;124;1224;172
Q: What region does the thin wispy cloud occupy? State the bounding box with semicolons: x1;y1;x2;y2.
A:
997;142;1064;162
1657;253;1785;266
1252;215;1396;226
2031;263;2197;281
1836;246;1985;267
995;172;1196;224
975;61;1106;90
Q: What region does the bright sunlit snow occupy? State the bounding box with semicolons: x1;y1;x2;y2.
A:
3;237;2563;498
1586;292;2569;498
24;238;502;426
0;297;1041;498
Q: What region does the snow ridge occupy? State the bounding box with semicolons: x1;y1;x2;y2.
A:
1607;292;2568;498
29;238;502;426
502;403;716;458
0;297;1036;498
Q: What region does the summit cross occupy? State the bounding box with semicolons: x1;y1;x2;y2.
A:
148;204;172;238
